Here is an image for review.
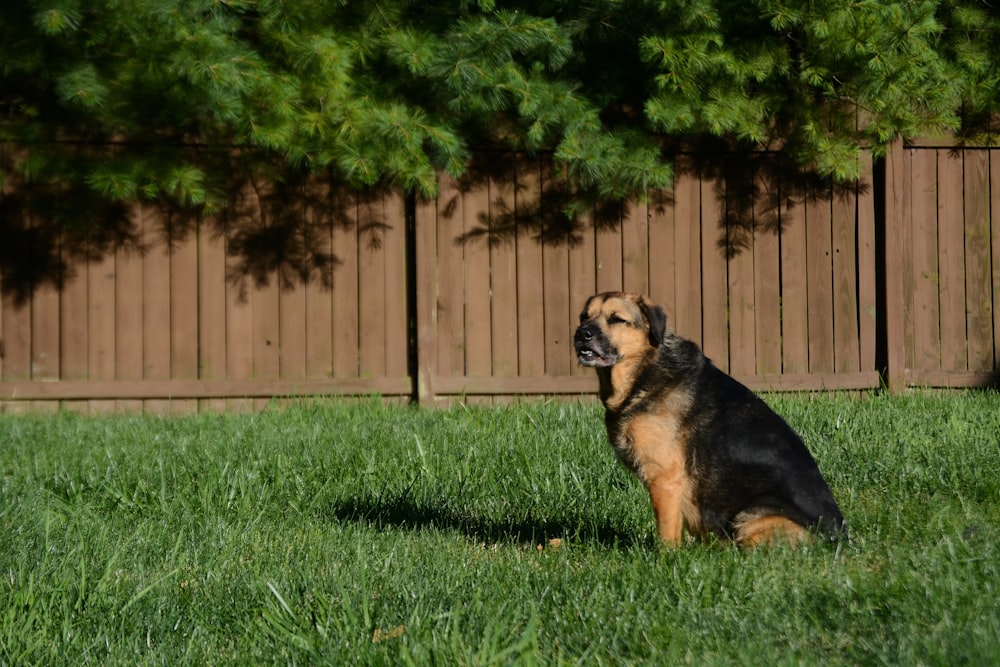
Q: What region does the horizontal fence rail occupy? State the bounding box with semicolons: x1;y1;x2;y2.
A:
1;140;998;411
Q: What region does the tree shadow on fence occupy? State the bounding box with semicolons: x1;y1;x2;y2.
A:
0;149;394;304
445;144;866;260
0;140;865;304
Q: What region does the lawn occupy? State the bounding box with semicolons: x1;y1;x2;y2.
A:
1;392;998;665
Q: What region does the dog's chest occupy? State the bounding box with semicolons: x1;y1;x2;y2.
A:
607;409;688;484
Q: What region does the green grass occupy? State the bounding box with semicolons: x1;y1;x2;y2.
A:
1;392;999;665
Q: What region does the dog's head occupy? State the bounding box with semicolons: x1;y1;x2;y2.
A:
574;292;668;368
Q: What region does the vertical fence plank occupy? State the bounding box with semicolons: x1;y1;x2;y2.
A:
464;176;493;381
647;189;676;322
143;209;172;412
332;196;359;380
305;184;334;380
884;139;908;390
31;277;60;381
857;152;878;374
780;190;808;375
910;149;941;374
170;217;200;409
701;178;728;370
992;152;1000;372
805;193;835;374
937;150;967;372
595;210;623;293
435;176;466;378
490;165;519;381
60;252;89;382
87;251;116;413
727;204;756;378
384;191;409;381
415;188;440;401
672;173;702;343
252;278;280;409
832;187;861;373
963;150;993;372
358;195;387;379
116;219;143;411
541;173;572;376
1;297;29;381
753;171;781;376
516;161;545;377
567;209;596;377
279;276;307;381
622;199;649;295
198;218;227;411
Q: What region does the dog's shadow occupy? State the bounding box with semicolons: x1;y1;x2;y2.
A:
327;493;641;549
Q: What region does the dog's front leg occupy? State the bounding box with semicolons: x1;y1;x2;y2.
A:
646;471;685;545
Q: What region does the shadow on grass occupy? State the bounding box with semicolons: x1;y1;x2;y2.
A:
328;493;641;549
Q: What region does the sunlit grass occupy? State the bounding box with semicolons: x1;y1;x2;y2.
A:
1;392;998;665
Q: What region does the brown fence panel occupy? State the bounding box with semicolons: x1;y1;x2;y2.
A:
0;182;411;411
889;141;999;388
415;153;880;403
13;138;1000;411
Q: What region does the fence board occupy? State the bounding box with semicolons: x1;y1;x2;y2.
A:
672;173;701;343
727;199;756;378
332;197;359;379
647;189;675;322
490;165;519;379
143;210;172;411
595;210;623;293
384;191;409;380
780;190;808;374
753;173;781;376
305;192;334;379
832;188;861;373
435;176;465;377
32;276;60;381
541;172;572;376
1;296;29;382
359;196;386;378
567;208;596;377
61;256;89;380
963;151;993;372
464;176;492;379
116;227;143;411
516;161;545;377
857;153;878;373
622;199;649;295
909;149;940;373
993;152;1000;372
937;150;967;372
701;178;728;369
806;193;835;374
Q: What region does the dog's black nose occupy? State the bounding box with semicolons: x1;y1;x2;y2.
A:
575;325;594;342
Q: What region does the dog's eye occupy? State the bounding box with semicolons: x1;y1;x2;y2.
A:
607;314;627;325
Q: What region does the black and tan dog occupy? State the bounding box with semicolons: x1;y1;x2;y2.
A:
574;291;845;547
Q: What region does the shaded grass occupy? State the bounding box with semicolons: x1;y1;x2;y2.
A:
1;392;998;665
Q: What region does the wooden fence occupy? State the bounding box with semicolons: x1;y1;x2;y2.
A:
1;140;997;411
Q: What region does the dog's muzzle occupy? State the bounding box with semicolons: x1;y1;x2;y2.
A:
574;323;617;367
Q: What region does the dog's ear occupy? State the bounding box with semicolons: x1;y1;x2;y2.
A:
639;297;668;347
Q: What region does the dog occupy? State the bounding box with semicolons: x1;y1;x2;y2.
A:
574;291;845;547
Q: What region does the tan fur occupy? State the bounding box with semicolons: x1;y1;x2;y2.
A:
584;293;703;543
579;292;826;548
733;515;812;548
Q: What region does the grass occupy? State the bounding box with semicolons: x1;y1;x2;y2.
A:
1;391;998;665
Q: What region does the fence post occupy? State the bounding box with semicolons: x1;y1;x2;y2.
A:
882;137;908;392
412;190;438;405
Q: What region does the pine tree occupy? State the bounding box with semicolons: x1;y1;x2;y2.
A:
0;0;993;295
